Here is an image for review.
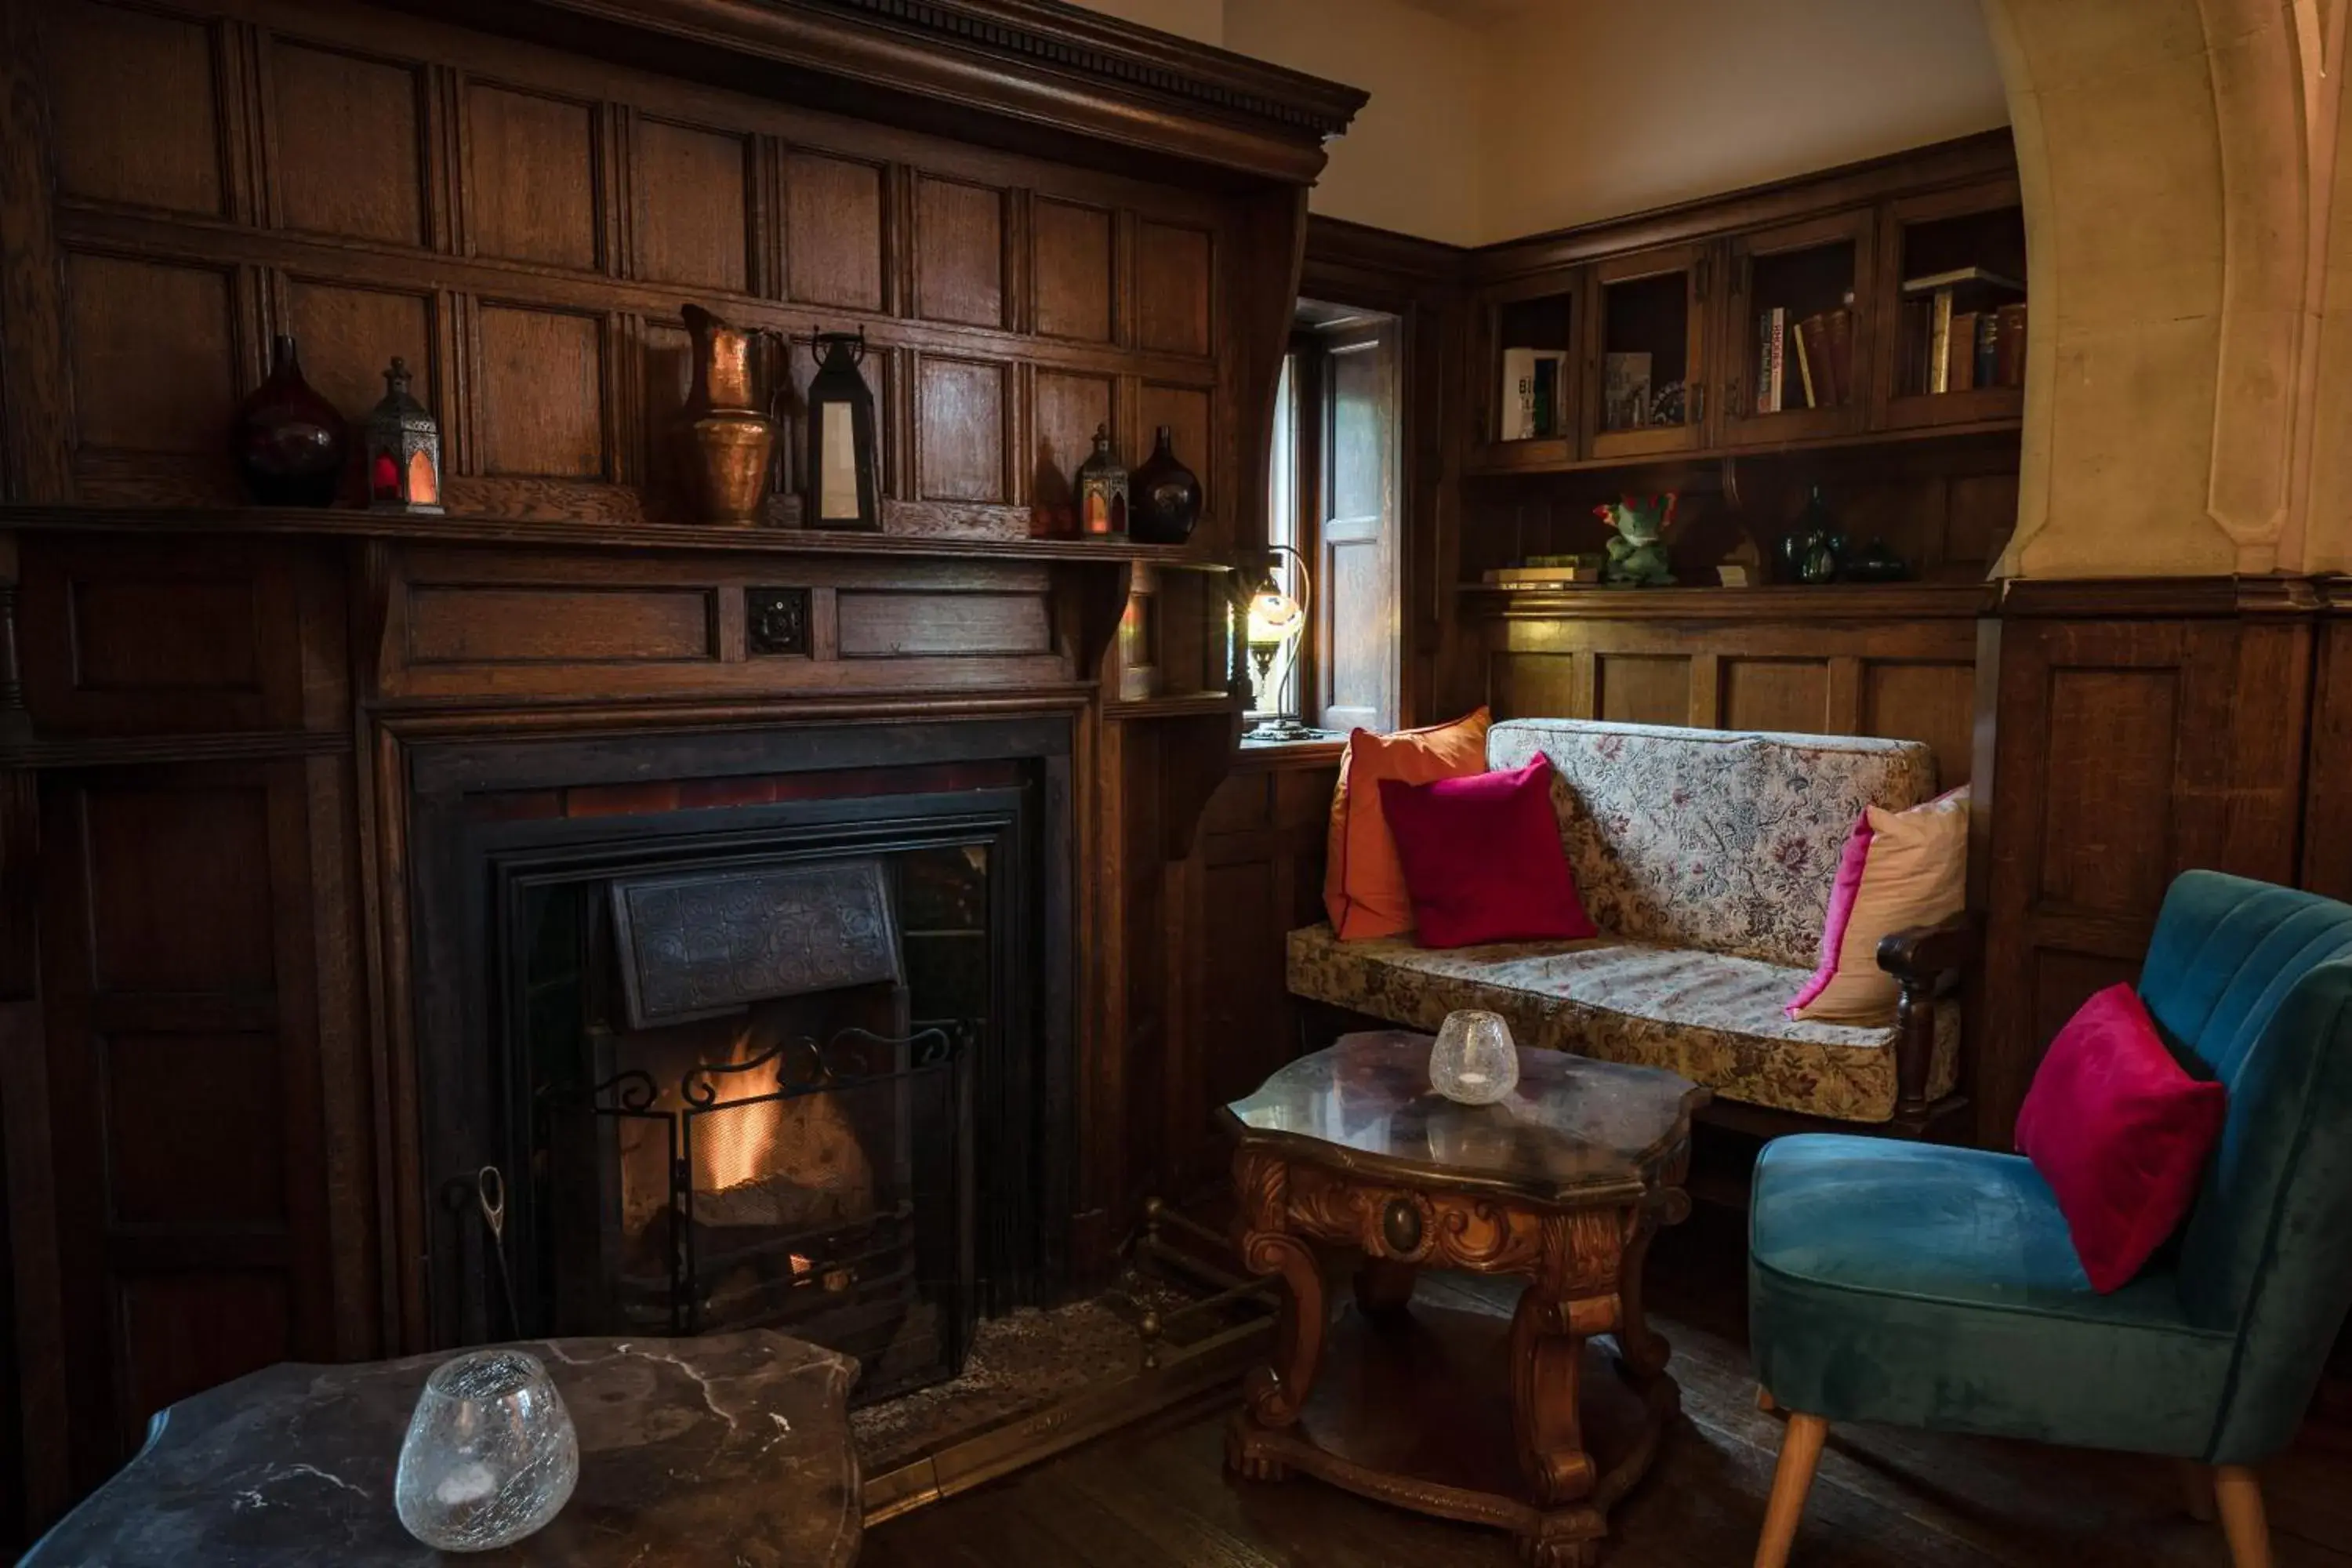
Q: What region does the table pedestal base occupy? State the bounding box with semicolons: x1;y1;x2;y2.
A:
1226;1300;1678;1567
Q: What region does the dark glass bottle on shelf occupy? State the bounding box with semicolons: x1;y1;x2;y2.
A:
232;335;347;506
1128;425;1202;545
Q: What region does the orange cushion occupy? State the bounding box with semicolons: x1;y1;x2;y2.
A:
1323;708;1491;941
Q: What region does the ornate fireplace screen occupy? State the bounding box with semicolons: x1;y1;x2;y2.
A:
537;855;978;1403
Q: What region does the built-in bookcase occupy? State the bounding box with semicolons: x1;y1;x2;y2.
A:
1464;137;2026;477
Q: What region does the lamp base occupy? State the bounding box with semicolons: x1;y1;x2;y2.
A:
1243;717;1326;743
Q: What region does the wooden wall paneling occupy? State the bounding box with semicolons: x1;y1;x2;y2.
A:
45;0;230;220
1976;589;2315;1145
62;250;246;490
781;147;887;312
2303;588;2352;900
1472;586;1984;786
1033;198;1114;344
0;768;70;1534
1596;653;1691;724
0;0;74;503
373;546;1069;701
1031;368;1115;536
915;353;1011;503
471;303;609;479
261;36;426;246
11;536;337;735
633;115;753;295
282;277;437;439
1135;382;1212;521
913;174;1006;329
1134;220;1211;358
460;78;601;271
36;759;340;1496
1171;750;1338;1196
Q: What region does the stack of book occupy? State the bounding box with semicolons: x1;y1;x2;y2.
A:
1754;305;1855;413
1500;347;1566;441
1484;554;1602;588
1897;267;2026;395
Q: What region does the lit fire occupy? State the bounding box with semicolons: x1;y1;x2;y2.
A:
693;1029;783;1193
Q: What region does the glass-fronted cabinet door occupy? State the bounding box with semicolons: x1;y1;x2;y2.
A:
1468;271;1580;470
1874;178;2027;431
1584;243;1708;461
1719;210;1874;446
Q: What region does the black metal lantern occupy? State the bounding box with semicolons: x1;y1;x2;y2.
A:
1075;423;1128;539
804;330;880;531
361;357;443;514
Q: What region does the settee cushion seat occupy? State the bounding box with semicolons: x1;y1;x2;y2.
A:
1287;923;1957;1121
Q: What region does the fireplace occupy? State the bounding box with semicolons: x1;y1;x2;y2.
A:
405;719;1073;1406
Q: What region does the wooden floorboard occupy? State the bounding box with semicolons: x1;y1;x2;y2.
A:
866;1208;2352;1567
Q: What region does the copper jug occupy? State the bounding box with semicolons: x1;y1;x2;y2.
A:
681;304;778;524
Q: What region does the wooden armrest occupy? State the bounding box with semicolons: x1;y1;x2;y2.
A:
1875;913;1980;1124
1876;913;1979;987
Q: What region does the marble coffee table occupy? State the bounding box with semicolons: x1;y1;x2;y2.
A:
1222;1029;1707;1567
21;1331;859;1567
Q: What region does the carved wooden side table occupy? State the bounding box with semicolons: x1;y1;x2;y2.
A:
1223;1029;1707;1567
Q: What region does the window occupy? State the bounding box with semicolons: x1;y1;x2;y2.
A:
1256;302;1403;737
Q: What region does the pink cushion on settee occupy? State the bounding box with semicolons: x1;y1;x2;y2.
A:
1377;757;1595;949
2014;983;2227;1293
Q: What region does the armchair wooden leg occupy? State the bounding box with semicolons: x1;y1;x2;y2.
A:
1755;1385;1777;1414
2213;1466;2271;1568
1753;1413;1828;1568
2175;1458;2216;1522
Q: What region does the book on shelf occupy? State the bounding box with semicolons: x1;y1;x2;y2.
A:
1973;312;2001;390
1501;347;1567;441
1823;305;1853;406
1791;316;1819;409
1484;564;1602;586
1926;289;1955;394
1995;303;2028;388
1757;307;1787;413
1947;310;1978;391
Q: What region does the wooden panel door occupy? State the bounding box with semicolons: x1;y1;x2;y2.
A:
1585;241;1711;462
1872;177;2027;432
1312;318;1398;734
1719;209;1874;446
34;759;358;1497
1465;270;1579;473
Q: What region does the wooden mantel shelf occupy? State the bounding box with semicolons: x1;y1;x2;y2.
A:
1459;580;1995;621
0;505;1229;569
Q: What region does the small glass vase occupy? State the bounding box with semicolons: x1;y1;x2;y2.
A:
1430;1010;1519;1105
394;1348;579;1552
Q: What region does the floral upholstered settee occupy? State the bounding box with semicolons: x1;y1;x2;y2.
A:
1286;718;1967;1125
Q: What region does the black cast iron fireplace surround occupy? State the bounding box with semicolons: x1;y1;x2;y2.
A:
404;717;1075;1403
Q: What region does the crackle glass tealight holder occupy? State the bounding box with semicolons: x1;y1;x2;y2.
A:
394;1348;579;1552
1430;1009;1520;1105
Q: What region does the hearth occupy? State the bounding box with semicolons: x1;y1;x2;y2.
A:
406;720;1073;1406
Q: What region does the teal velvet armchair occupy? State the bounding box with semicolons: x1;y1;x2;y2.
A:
1748;870;2352;1568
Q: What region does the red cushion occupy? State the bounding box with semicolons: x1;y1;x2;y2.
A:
1377;757;1595;949
2014;983;2227;1293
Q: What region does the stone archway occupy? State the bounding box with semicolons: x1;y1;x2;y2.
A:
1984;0;2347;577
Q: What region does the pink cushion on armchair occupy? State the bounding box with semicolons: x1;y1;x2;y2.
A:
2014;982;2227;1293
1377;756;1596;949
